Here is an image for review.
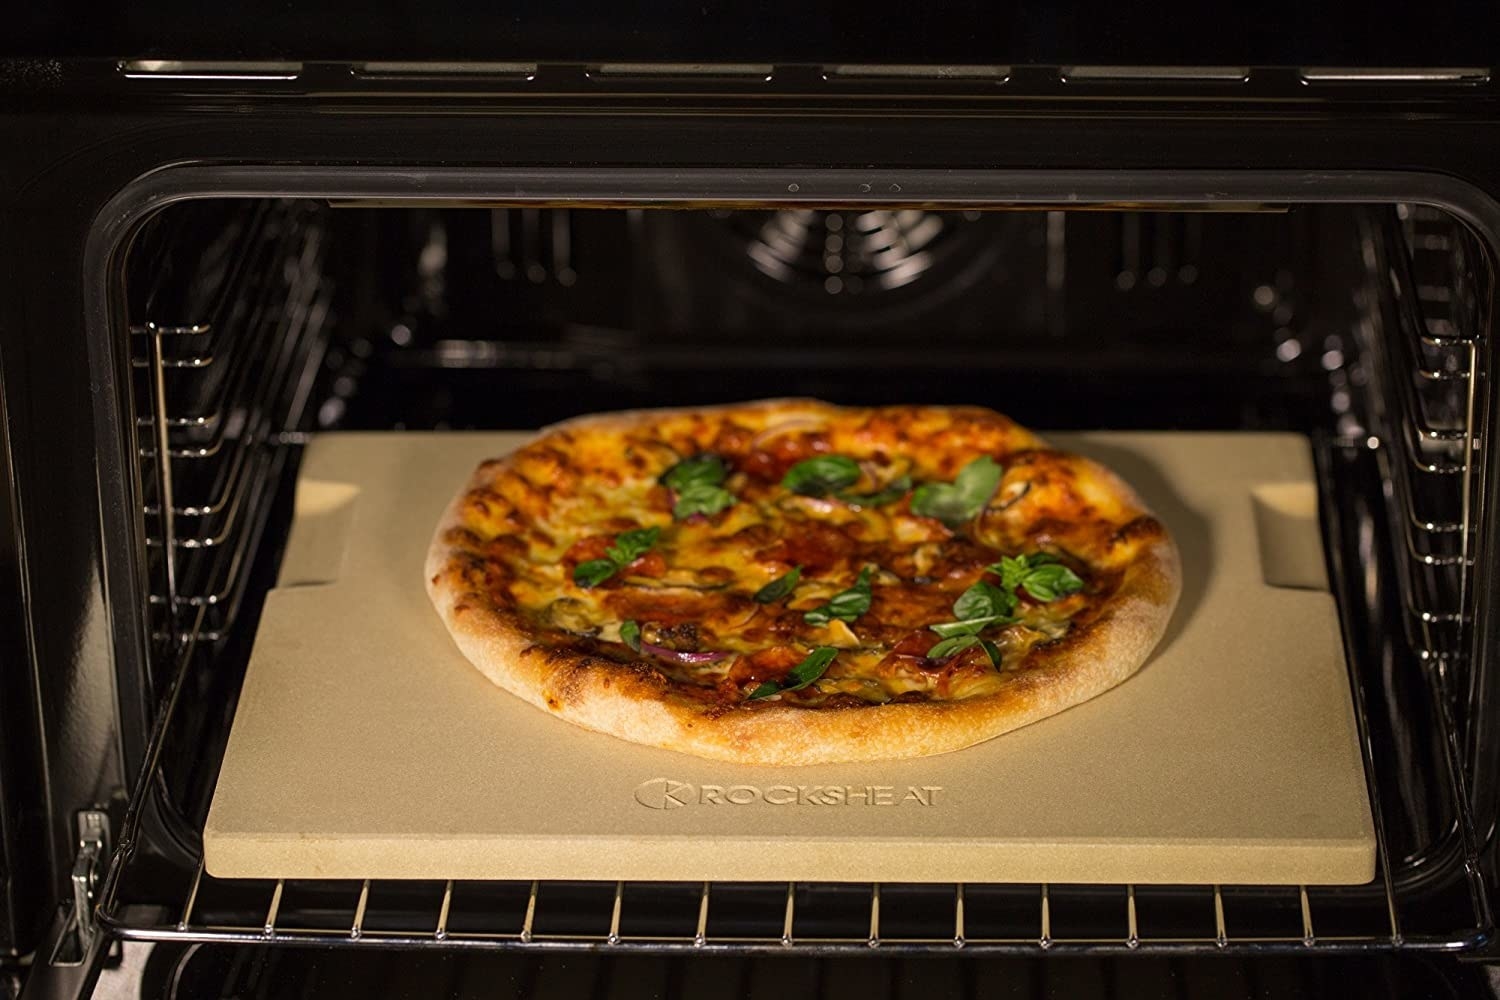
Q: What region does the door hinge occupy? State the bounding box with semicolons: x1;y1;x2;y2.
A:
49;810;111;967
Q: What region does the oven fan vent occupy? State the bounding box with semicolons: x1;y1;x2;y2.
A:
720;208;968;295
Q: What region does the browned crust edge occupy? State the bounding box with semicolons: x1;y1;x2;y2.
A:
425;401;1180;766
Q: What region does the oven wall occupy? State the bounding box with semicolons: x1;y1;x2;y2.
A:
0;375;48;958
3;65;1500;962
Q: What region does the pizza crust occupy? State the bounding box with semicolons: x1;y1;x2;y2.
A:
426;401;1181;765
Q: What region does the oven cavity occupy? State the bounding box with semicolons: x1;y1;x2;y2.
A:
94;195;1493;958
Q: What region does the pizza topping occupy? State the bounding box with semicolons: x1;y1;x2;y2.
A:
674;484;735;520
753;566;802;604
928;634;1003;666
618;565;725;590
926;581;1015;637
910;456;1004;528
841;474;913;509
642;643;729;666
661;454;736;520
990;552;1085;601
542;597;600;636
954;579;1019;622
782;455;861;497
764;521;858;573
730;645;805;685
748;416;825;450
619;619;642;652
803;565;875;626
782;454;914;509
927;614;1013;640
661;454;729;491
747;646;840;701
573;526;662;588
452;405;1155;712
820;618;863;649
923;556;1082;661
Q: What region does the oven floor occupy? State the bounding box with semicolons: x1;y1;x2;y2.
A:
110;945;1500;1000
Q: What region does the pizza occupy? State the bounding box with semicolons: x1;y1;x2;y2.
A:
425;399;1180;765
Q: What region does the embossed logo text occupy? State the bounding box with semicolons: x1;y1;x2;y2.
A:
633;778;941;809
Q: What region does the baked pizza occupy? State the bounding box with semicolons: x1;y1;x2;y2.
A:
426;400;1180;765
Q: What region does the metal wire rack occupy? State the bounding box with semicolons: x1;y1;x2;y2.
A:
94;201;1493;958
133;201;332;657
1367;205;1487;667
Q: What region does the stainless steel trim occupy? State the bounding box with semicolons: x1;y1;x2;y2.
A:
357;61;538;78
1063;65;1249;82
1301;67;1490;83
829;64;1008;80
120;60;302;80
592;63;773;78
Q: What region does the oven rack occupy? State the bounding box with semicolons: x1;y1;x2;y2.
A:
134;202;331;652
1368;208;1487;667
98;871;1483;955
91;435;1493;958
129;201;276;343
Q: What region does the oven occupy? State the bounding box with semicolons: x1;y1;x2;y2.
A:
3;17;1500;999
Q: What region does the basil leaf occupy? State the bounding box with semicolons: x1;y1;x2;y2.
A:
782;646;839;692
908;483;968;527
574;558;621;588
673;482;735;520
927;634;980;660
955;456;1004;504
620;620;642;652
927;614;1015;639
576;526;663;588
1020;563;1084;602
606;526;661;565
753;566;802;604
927;580;1019;641
910;457;1003;528
745;647;838;700
661;454;729;492
841;474;912;508
665;454;736;519
803;566;874;626
782;455;861;497
747;681;782;701
989;554;1031;591
926;634;1001;667
983;552;1082;601
953;580;1016;622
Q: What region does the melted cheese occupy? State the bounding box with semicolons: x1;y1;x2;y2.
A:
455;404;1153;706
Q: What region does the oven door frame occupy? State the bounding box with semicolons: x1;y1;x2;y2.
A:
6;92;1500;992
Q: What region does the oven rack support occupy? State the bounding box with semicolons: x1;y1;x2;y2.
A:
1367;208;1488;668
134;203;332;656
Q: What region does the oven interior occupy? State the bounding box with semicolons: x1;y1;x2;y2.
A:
91;195;1495;962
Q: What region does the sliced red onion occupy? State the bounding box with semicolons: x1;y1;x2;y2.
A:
750;417;823;450
640;642;729;665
